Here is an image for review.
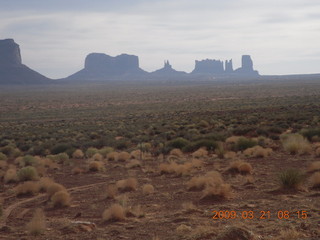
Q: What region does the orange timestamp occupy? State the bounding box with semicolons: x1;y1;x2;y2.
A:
212;210;308;220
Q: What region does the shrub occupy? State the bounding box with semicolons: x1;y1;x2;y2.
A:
92;153;103;161
167;137;190;150
130;149;142;159
85;147;98;158
118;151;131;162
201;183;232;200
26;208;46;235
310;172;320;188
307;161;320;173
187;171;223;191
102;204;125;222
116;177;138;192
243;146;272;158
105;184;118;199
0;152;7;161
192;148;208;158
38;177;55;192
275;228;303;240
51;143;71;155
51;190;71;207
142;184;155;195
191;159;203;169
71;167;84;175
23;155;36;166
107;152;119;161
88;161;104;172
72;149;84;159
55;153;69;164
18;166;39;181
99;147;114;157
228;160;253;175
125;159;141;169
281;134;311;155
0;160;7;170
184;139;218;152
4;168;18;183
169;148;183;158
279;168;305;190
15;181;39;196
223;151;237;159
301;128;320;141
159;162;192;176
316;147;320;157
47;183;66;197
236;137;257;151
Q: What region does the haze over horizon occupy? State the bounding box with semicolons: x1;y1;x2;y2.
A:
1;0;320;79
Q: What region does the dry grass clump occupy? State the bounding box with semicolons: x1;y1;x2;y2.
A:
118;151;131;162
130;149;142;159
307;161;320;173
26;208;46;235
243;146;273;158
51;190;71;207
92;153;103;161
275;228;303;240
191;159;203;169
71;167;84;175
105;184;118;199
102;203;125;222
127;204;145;218
192;148;208;158
116;177;138;192
169;148;183;158
72;149;84;159
38;177;55;192
225;136;240;144
88;161;104;172
201;183;232;200
107;152;118;161
223;151;237;159
0;160;7;170
310;172;320;188
187;171;223;191
142;184;155;194
47;182;67;198
228;160;253;175
125;159;141;169
15;181;39;196
4;168;18;183
281;134;312;155
316;147;320;157
279;168;305;190
159;161;193;176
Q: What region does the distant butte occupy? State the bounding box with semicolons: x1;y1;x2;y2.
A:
0;39;50;84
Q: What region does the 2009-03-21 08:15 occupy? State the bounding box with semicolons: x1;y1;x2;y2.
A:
212;210;308;220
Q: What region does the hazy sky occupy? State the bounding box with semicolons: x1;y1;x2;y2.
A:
1;0;320;78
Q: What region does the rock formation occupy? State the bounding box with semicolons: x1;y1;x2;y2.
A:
234;55;259;75
0;39;50;84
225;59;233;73
151;60;186;76
66;53;147;80
191;59;224;74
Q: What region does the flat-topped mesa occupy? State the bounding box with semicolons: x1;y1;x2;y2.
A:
0;39;22;66
234;55;259;75
192;59;224;74
84;53;141;75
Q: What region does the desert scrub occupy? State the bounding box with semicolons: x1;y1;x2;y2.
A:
281;133;311;155
228;160;253;175
88;161;104;172
15;181;39;196
142;184;155;195
116;177;138;192
18;166;39;181
166;137;190;150
192;148;208;158
51;190;71;207
243;145;272;158
235;137;257;151
85;147;98;158
4;168;18;183
0;152;7;161
26;208;46;235
310;172;320;188
102;203;125;222
307;161;320;173
117;151;131;162
72;149;84;159
279;168;305;190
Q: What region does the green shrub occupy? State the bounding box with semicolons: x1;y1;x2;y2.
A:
23;155;36;166
183;139;218;152
18;166;38;181
235;137;257;151
0;152;7;161
301;128;320;141
86;147;98;158
166;137;190;150
279;168;305;190
51;143;71;155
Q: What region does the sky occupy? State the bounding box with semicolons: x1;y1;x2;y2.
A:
1;0;320;79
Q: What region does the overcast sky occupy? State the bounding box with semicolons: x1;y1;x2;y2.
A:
1;0;320;78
